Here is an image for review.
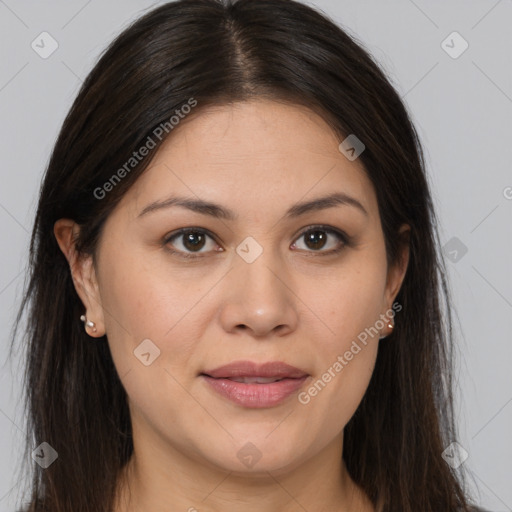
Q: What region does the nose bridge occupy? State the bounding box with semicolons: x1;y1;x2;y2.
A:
236;238;288;304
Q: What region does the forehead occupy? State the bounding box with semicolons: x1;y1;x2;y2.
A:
118;99;378;222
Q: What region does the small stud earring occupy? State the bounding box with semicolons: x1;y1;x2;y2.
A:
80;314;97;333
379;321;394;340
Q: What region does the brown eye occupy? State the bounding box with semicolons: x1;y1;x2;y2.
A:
181;231;206;251
164;228;218;258
291;226;348;254
303;230;328;250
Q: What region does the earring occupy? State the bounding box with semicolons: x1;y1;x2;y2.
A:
80;314;97;333
379;321;394;340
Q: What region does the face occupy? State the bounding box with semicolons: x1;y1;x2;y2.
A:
56;99;409;477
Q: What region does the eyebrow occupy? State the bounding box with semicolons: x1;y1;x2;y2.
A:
137;191;369;220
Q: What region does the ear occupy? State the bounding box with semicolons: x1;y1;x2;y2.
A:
53;219;105;337
381;223;410;333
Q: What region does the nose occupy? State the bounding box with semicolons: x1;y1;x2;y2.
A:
218;248;299;338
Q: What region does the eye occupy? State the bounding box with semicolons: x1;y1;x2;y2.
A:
164;225;350;260
164;228;221;259
291;225;349;255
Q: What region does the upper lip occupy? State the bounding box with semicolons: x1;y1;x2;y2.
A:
201;360;309;379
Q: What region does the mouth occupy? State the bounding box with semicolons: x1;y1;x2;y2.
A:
200;360;309;380
211;376;288;384
199;360;310;408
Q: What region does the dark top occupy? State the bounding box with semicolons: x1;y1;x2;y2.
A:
16;504;494;511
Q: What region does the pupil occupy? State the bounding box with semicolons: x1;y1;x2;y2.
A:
184;232;205;251
306;230;326;250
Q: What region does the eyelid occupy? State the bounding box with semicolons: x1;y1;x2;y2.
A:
163;224;350;259
294;224;348;241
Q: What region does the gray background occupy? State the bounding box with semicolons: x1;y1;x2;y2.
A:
1;0;511;510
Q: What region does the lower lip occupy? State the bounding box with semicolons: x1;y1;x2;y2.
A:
201;375;309;408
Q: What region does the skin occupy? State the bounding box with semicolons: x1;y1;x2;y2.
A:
54;99;410;512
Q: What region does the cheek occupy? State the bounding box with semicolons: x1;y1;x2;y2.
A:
99;239;198;332
98;254;207;426
97;246;208;379
299;277;381;437
297;254;385;412
313;256;387;349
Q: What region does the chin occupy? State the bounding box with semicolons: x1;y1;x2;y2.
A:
200;437;306;476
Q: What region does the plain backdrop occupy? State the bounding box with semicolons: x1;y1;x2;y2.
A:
1;0;511;510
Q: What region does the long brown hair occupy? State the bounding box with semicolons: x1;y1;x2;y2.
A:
10;0;477;510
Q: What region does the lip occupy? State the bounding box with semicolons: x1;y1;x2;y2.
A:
200;360;310;408
201;360;308;379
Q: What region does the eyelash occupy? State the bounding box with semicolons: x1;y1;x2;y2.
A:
163;225;351;260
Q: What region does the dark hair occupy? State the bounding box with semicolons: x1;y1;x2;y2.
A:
10;0;477;510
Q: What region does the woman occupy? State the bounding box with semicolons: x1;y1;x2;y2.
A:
11;0;489;510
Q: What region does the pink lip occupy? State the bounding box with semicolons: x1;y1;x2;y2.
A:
201;360;308;379
200;360;310;408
